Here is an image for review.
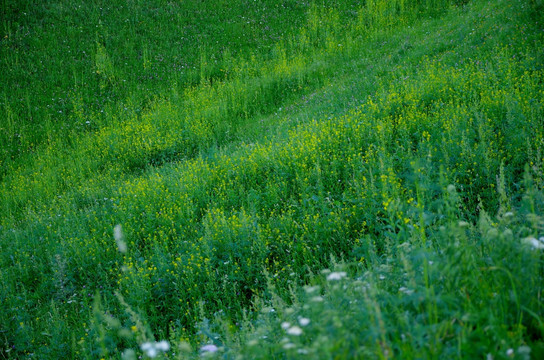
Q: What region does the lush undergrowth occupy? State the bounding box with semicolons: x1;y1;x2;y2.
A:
1;0;543;359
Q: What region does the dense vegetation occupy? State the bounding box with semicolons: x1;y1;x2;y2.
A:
1;0;543;358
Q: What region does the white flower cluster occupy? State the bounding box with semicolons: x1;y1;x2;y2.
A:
281;317;311;337
200;344;219;354
399;286;414;295
140;340;170;358
114;224;127;253
326;271;347;281
523;236;544;250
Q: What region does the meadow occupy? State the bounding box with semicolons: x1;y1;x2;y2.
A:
1;0;543;358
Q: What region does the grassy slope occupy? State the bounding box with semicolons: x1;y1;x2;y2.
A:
1;0;362;174
1;0;544;358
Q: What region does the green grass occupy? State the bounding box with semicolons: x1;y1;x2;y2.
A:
1;0;543;358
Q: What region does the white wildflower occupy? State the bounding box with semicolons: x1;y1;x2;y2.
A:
114;224;127;253
287;326;303;336
140;340;170;358
200;344;218;353
506;348;514;357
156;340;170;351
523;237;544;250
281;322;291;330
298;317;310;327
311;296;324;302
283;343;296;350
326;271;347;281
114;224;122;241
140;343;154;358
141;342;153;351
399;287;414;295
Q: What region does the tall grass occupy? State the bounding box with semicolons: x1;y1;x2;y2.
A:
1;0;543;358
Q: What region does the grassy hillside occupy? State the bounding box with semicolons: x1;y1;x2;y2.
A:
0;0;328;166
1;0;543;358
